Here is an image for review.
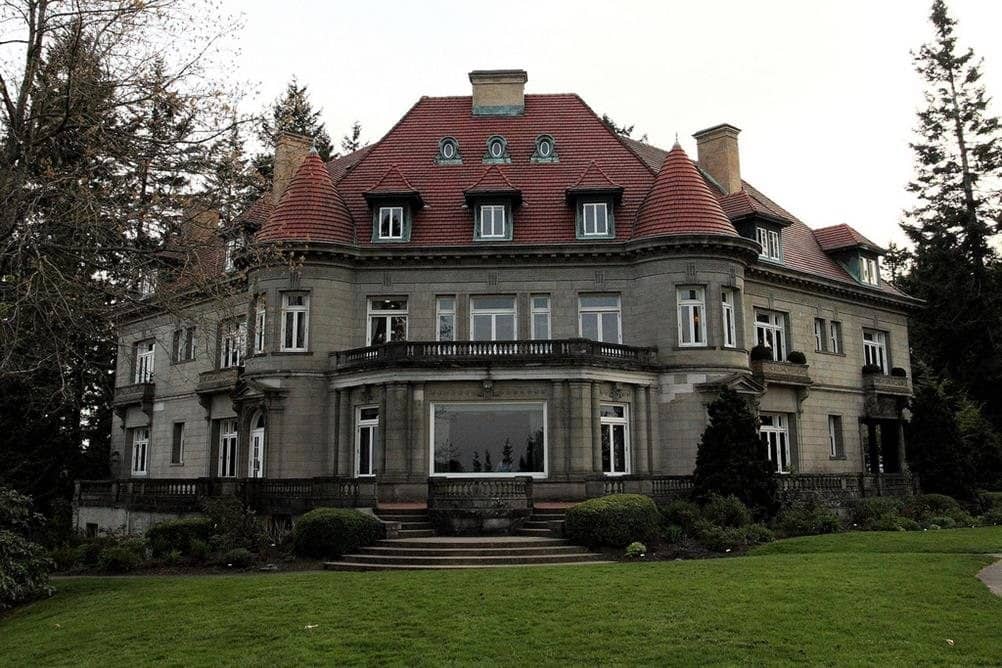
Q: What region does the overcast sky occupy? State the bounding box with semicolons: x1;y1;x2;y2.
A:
225;0;1001;248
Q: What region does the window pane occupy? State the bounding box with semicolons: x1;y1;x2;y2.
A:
495;314;515;341
533;313;549;339
360;407;379;421
692;305;703;343
359;428;372;475
581;313;599;340
370;318;387;345
532;296;549;310
433;403;545;474
600;405;625;419
580;295;619;309
472;314;492;341
438;297;455;311
472;296;515;311
284;312;295;348
680;306;693;344
390;316;407;341
438;315;455;341
601;312;620;343
613;425;627;473
601;427;611;473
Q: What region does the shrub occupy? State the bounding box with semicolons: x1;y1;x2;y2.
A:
189;539;211;563
861;364;883;374
293;508;384;559
980;507;1002;526
927;515;956;529
147;517;213;557
849;497;905;530
692;522;746;552
564;494;659;549
661;524;685;546
744;523;776;545
891;367;908;378
659;500;701;533
776;499;841;537
0;486;53;611
901;494;974;526
203;497;266;553
977;491;1002;513
786;350;807;364
165;549;183;566
625;542;647;559
750;345;773;362
701;494;752;528
49;544;83;572
97;540;144;573
221;547;255;568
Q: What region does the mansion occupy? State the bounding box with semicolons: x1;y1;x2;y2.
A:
77;70;918;531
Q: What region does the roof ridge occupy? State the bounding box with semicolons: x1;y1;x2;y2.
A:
368;164;417;192
466;164;517;191
570;160;621;189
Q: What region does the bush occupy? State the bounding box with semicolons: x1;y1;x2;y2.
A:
977;491;1002;513
849;497;905;530
0;486;53;611
786;350;807;364
661;524;685;546
625;542;647;559
980;507;1002;526
891;367;908;378
97;540;144;573
927;515;956;529
147;517;213;557
220;547;255;568
659;500;701;533
776;499;841;537
750;345;773;362
564;494;659;549
744;523;776;545
203;497;266;553
293;508;384;559
701;494;752;528
49;544;83;572
693;521;774;553
901;494;974;526
189;539;211;563
862;364;883;374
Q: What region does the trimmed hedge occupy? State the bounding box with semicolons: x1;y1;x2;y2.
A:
293;508;384;559
147;517;213;557
564;494;659;548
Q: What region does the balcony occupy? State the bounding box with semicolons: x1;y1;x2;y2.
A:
196;367;241;396
332;338;658;372
112;382;155;422
862;370;911;419
862;371;911;397
750;359;812;387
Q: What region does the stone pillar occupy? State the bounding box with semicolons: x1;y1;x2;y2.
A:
591;382;602;473
647;385;661;473
383;383;409;476
634;386;649;475
896;419;909;475
567;381;592;474
410;383;426;479
337;388;353;476
549;381;567;480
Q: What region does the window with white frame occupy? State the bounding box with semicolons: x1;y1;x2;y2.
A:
218;419;238;478
814;318;825;352
220;319;246;368
531;295;551;340
721;289;737;349
478;204;507;239
754;310;787;361
828;415;845;458
377;206;404;240
677;287;706;347
863;329;888;373
860;256;879;286
756;226;782;261
171;422;185;465
471;296;517;341
356;406;379;477
436;296;456;342
600;404;630;475
582;202;609;237
579;294;622;344
223;238;243;273
254;303;266;354
367;298;408;346
172;326;196;363
137;269;157;298
829;321;843;354
759;414;791;473
134;340;155;383
281;293;309;351
131;427;149;476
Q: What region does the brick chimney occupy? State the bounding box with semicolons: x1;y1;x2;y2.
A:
469;69;527;116
692;124;742;195
273;131;314;205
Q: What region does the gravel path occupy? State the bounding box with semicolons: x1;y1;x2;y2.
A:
976;554;1002;597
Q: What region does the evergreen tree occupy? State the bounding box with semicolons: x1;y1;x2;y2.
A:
692;389;778;516
254;77;334;182
484;451;494;473
472;451;482;473
881;242;911;284
900;0;1002;425
203;116;262;224
905;371;973;498
501;439;514;471
341;121;364;153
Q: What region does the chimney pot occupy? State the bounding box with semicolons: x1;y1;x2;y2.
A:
692;123;742;195
469;69;527;116
273;131;314;205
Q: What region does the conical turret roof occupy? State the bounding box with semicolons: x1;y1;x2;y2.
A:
257;153;354;244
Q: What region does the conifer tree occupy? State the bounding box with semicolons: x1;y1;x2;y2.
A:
254;77;334;181
203;117;261;224
341;121;364;153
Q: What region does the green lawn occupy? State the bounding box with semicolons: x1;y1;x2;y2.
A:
751;525;1002;555
2;529;1001;667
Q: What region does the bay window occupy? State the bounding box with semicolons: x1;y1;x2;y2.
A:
754;310;787;361
579;294;622;344
471;296;516;341
677;287;706;347
367;298;408;346
281;293;309;351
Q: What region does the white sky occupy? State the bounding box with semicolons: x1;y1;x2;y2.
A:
226;0;1002;248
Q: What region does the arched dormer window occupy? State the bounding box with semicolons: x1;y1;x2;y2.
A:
436;136;462;165
483;135;510;164
532;134;558;163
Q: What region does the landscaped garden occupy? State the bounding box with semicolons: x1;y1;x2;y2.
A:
2;526;1000;666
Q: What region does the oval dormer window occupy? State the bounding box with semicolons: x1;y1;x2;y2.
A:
442;139;457;160
537;136;553;157
489;137;505;158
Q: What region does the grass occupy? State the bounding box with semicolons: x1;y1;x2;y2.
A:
2;528;1001;667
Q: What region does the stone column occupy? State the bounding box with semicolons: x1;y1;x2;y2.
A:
647;385;660;473
337;388;353;476
411;383;426;479
549;381;567;479
634;385;649;475
591;382;602;473
896;419;909;475
330;388;341;476
383;383;409;476
567;380;592;474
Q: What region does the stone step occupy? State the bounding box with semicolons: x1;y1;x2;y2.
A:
374;537;571;549
397;529;436;538
324;560;616;571
337;552;608;567
374;507;428;516
521;520;555;529
376;514;431;522
530;514;565;521
515;527;554;537
359;545;587;557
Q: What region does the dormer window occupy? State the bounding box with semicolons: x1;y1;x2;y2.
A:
756;226;782;262
483;136;510;164
860;255;879;286
377;206;404;240
436;137;462;165
532;134;558;163
581;202;610;237
478;204;508;239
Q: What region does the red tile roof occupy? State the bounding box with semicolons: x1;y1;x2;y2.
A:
367;165;419;194
566;160;624;202
719;189;794;225
256;153;354;244
633;144;738;239
234;195;273;230
813;223;886;254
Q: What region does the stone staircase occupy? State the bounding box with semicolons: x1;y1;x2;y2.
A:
516;507;568;537
373;507;435;538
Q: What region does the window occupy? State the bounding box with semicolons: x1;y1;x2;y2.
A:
218;419;238;478
579;295;622;344
814;318;825;352
134;341;155;383
249;412;266;478
220;319;246;368
484;135;509;163
860;256;879;286
437;136;461;163
171;422;185;465
254;303;266;354
754;310;787;361
828;415;845;458
582;202;609;237
377;206;404;240
600;404;630;475
471;296;516;341
281;293;309;351
131;428;149;476
356;407;379;477
531;295;551;340
367;298;408;346
478;204;507;239
677;287;706;347
172;326;196;363
223;238;243;273
863;329;888;373
760;414;791;473
532;134;557;162
756;227;782;261
137;269;157;298
431;402;546;476
829;321;842;354
436;296;456;342
721;289;737;349
442;141;457;160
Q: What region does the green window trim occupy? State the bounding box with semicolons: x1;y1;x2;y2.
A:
435;136;463;165
482;135;511;165
531;134;559;164
370;203;413;243
472;200;514;242
575;197;615;240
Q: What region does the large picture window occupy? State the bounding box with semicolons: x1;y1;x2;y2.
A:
600;404;630;475
579;294;621;344
431;402;546;477
760;413;791;473
754;310;787;361
677;287;706;347
470;296;516;341
356;407;379;477
368;298;408;346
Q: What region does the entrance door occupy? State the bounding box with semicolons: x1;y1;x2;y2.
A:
249;411;265;478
